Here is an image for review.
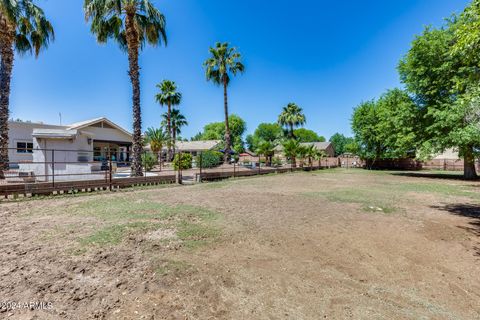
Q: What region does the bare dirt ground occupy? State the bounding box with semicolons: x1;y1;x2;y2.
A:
1;169;479;319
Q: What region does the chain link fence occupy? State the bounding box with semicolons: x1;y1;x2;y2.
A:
0;147;340;198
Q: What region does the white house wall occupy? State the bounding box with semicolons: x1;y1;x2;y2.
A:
8;121;64;164
80;126;132;143
19;133;96;182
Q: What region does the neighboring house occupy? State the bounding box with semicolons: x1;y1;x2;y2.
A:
433;148;460;160
239;150;257;163
300;142;335;157
7;118;132;181
274;141;335;158
156;140;221;157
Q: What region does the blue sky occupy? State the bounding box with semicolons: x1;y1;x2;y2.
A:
10;0;470;140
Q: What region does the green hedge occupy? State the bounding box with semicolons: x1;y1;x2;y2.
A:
196;151;223;168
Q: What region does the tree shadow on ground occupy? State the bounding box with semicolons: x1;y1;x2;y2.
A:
432;203;480;257
391;172;468;181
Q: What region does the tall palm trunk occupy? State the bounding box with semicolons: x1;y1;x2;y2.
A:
0;19;15;179
463;145;477;180
223;77;231;163
167;102;172;161
125;12;143;176
289;123;294;138
172;123;177;158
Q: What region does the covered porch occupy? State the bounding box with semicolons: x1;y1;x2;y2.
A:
93;140;132;164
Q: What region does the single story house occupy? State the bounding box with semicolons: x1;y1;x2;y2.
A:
154;140;221;157
274;141;335;158
239;150;257;163
8;117;132;181
433;148;460;160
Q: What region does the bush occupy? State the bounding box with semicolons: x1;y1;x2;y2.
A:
173;153;193;170
196;151;223;168
272;156;283;167
141;153;157;171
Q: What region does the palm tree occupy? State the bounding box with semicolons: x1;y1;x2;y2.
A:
296;145;308;168
204;42;245;163
304;144;317;169
144;127;167;168
155;80;181;161
84;0;167;176
255;140;275;167
278;103;306;138
162;108;187;156
0;0;54;178
314;149;327;168
282;139;300;169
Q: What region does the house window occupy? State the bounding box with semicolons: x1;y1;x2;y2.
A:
16;142;33;153
93;147;102;161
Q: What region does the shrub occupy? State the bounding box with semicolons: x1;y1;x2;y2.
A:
141;152;157;171
196;151;223;168
173;153;193;170
272;156;283;167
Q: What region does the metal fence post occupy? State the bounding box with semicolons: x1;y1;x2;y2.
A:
109;148;113;191
51;149;55;187
199;152;203;182
258;156;261;175
176;151;182;184
233;160;236;178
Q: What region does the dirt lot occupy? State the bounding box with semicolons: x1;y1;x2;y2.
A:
1;169;479;319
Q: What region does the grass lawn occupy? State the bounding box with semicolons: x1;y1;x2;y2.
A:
1;169;479;319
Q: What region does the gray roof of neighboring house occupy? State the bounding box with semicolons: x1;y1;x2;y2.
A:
176;140;221;151
32;129;80;139
299;142;332;150
275;141;332;151
157;140;221;152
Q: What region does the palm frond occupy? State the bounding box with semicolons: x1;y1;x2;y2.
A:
84;0;166;52
1;0;54;57
203;41;245;87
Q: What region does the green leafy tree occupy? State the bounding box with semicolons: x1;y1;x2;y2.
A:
196;114;247;154
255;140;275;166
196;150;222;168
329;133;355;156
351;100;383;163
156;80;182;160
203;42;245;162
278;103;306;138
344;141;360;155
0;0;54;177
141;152;156;171
293;128;325;143
246;123;282;151
173;153;192;170
351;89;418;164
399;12;480;179
375;89;419;158
84;0;167;176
